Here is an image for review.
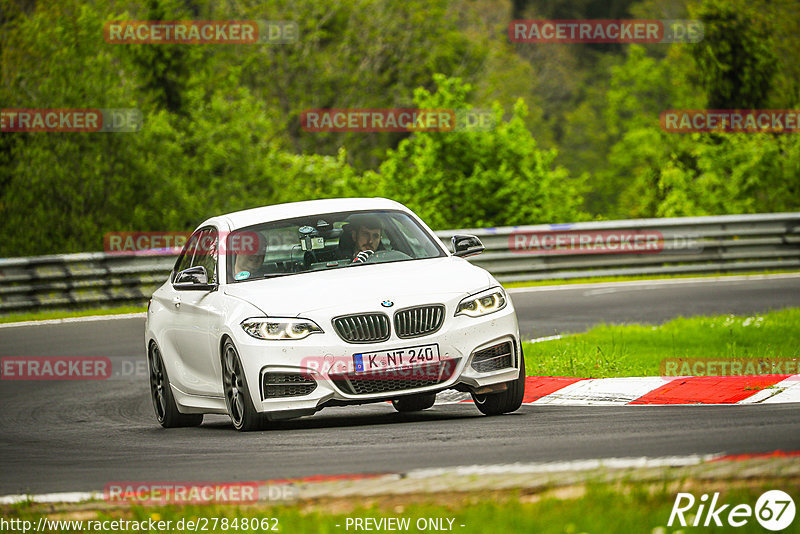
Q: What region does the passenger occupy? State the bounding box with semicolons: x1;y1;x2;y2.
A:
233;232;266;280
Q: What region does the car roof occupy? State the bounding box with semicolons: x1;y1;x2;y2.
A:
198;197;410;231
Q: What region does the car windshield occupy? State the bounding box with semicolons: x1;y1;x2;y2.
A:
226;209;445;283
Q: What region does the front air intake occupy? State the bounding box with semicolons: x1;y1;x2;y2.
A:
471;341;514;373
262;372;317;399
330;359;459;395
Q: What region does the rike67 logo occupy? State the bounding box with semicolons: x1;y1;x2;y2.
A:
668;490;796;531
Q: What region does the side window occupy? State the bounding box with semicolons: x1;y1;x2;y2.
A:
173;231;201;276
194;228;218;283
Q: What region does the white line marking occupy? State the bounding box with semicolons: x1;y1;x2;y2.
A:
584;288;620;296
406;454;721;479
507;273;800;294
527;334;563;343
0;312;146;329
0;491;100;505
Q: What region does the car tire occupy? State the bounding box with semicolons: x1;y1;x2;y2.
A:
222;339;268;431
392;392;437;413
148;343;203;428
471;348;526;416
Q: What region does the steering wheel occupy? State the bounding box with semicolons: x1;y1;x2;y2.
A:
365;249;412;263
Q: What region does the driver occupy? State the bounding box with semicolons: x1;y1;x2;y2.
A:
342;214;384;263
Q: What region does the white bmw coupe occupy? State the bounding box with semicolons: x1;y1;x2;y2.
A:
145;198;525;430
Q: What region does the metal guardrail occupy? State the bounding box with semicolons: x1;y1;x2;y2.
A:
442;212;800;283
1;213;798;313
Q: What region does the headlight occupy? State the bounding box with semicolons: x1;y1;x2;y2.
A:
455;287;507;317
240;317;323;340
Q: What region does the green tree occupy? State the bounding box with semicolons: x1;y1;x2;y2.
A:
599;33;799;219
0;0;369;255
125;0;197;115
692;0;778;109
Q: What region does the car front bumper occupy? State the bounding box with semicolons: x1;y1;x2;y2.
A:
231;305;521;418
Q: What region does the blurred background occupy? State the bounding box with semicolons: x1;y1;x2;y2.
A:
1;0;798;256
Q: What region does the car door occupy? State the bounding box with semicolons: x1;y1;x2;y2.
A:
169;227;226;397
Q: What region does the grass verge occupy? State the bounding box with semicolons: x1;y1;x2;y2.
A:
4;482;797;533
523;308;800;378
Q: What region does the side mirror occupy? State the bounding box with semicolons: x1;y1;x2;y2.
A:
451;235;485;258
173;265;216;291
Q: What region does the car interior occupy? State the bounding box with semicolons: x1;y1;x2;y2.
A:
227;211;435;282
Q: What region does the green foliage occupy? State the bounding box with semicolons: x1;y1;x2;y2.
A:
0;0;372;255
553;0;800;219
222;0;489;171
589;45;701;217
125;0;197;114
691;0;778;109
380;75;586;229
1;0;799;256
598;23;799;218
654;133;800;217
0;1;144;254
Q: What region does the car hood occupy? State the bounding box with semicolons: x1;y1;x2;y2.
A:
223;256;493;317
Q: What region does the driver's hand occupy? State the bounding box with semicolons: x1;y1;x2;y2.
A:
353;250;374;263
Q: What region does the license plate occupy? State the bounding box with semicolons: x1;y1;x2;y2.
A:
353;344;440;373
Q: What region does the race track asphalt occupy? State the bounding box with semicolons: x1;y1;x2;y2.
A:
1;275;798;495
